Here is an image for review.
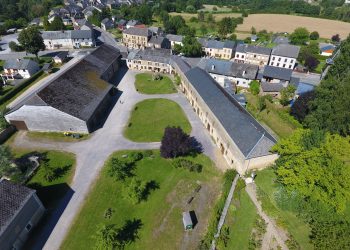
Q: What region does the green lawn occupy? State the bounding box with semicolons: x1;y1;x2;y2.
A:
254;169;313;250
135;73;177;94
61;150;221;250
27;131;89;142
224;190;258;249
246;93;301;139
24;150;76;209
124;98;191;142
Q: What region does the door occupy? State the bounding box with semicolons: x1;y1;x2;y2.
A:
10;120;28;130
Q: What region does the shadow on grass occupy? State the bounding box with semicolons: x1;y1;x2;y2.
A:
142;180;160;201
117;218;143;245
189;210;198;229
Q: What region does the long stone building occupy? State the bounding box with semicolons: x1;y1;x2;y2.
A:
5;44;121;133
127;51;278;173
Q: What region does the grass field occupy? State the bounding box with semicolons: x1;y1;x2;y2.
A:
61;150;221;250
255;169;313;250
236;14;350;39
223;188;257;249
245;93;301;139
135;73;176;94
169;12;241;22
124;99;191;142
199;4;233;12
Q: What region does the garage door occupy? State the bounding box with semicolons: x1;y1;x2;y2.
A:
10;120;28;130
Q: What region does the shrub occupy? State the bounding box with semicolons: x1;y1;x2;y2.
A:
309;31;319;40
108;158;135;181
249;80;260;95
129;152;143;162
172;158;202;172
142;150;153;158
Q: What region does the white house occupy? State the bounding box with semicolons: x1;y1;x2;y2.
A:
42;30;95;50
166;34;183;48
197;58;259;88
234;44;271;67
1;59;40;82
269;44;300;69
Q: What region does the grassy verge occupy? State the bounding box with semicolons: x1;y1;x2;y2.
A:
124;98;191;142
61;150;221;250
222;185;257;249
245;93;301;139
135;73;176;94
27;131;89;142
254;168;313;250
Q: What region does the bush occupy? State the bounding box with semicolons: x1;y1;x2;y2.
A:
142;150;153;158
160;126;194;158
172;158;202;172
129;152;143;162
9;41;24;52
249;80;260;95
309;31;319;40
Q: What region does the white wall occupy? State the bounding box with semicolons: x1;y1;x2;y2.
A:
269;55;295;69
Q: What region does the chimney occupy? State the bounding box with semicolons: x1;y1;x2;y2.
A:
16;58;21;62
211;65;215;70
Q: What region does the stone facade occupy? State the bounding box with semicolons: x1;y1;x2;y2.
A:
203;47;234;60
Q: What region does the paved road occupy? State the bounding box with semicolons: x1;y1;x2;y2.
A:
12;69;227;250
7;55;86;110
292;71;321;86
94;27;128;54
0;33;19;53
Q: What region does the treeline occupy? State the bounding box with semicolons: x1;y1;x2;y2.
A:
275;35;350;249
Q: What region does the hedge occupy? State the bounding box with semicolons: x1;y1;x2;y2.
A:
0;70;44;106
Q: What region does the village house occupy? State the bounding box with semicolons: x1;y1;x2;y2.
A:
147;36;171;49
177;66;278;173
166;34;183;48
259;65;299;97
101;18;115;31
126;19;142;29
0;179;45;250
72;18;93;30
117;19;127;30
53;51;69;64
269;44;300;69
234;44;272;67
122;27;152;49
42;30;95;50
200;39;237;60
127;48;173;74
1;59;40;82
5;44;121;133
197;58;259;89
319;43;336;56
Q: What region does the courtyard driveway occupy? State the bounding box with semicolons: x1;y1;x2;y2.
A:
13;69;228;250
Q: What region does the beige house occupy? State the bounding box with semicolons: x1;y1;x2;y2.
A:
127;48;173;74
234;44;271;66
123;27;152;49
199;39;236;60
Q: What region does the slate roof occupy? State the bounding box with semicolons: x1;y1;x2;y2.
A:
261;82;284;92
296;82;315;95
54;51;69;60
184;67;276;158
41;30;93;40
25;44;121;121
198;58;258;80
126;19;140;26
3;59;39;70
263;65;292;81
127;48;172;64
170;55;192;74
166;34;183;43
148;36;166;45
203;39;236;49
0;179;35;234
273;36;290;44
235;44;272;55
123;27;151;37
271;44;300;58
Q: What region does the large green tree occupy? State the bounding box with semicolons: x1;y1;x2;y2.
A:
0;145;13;177
49;16;65;31
18;26;45;59
273;129;350;212
290;27;309;45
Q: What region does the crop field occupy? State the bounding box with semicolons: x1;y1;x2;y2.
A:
236;14;350;39
169;12;241;21
199;4;232;12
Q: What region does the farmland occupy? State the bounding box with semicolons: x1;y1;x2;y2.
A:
236;14;350;39
169;12;241;22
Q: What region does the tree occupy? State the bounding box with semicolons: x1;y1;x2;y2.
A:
249;80;260;95
309;31;319;40
280;85;296;106
42;162;55;182
217;17;237;37
124;178;147;204
217;226;230;248
9;41;23;52
94;224;119;250
18;26;45;59
304;55;320;71
331;34;340;42
164;15;186;34
160;127;193;158
199;24;207;36
290;27;309;45
257;96;267;112
49;16;65;31
198;11;205;21
0;145;12;177
43;16;50;31
290;91;316;122
251;26;256;34
108;158;134;181
273;129;350;212
298;42;319;63
181;35;202;57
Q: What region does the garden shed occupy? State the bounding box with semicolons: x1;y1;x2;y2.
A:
182;211;193;230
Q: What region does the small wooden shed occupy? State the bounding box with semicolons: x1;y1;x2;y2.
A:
182;211;193;230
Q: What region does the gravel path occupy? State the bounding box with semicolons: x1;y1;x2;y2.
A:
14;69;229;250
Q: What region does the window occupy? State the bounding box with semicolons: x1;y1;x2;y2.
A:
277;63;280;66
278;58;281;61
283;64;286;67
272;57;275;60
241;55;244;58
284;58;287;62
254;54;256;58
290;59;294;64
289;65;292;69
25;223;32;232
271;62;274;66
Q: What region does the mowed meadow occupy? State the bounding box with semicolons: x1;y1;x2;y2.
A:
236;14;350;39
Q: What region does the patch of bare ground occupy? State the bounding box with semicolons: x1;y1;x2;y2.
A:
152;177;221;250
